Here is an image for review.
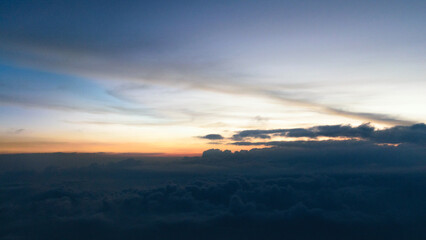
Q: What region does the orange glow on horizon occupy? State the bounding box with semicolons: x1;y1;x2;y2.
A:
0;139;254;156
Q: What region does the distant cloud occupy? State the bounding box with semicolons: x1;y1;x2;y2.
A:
8;128;25;134
198;134;224;140
231;123;375;140
0;93;159;118
254;115;268;123
14;128;24;134
230;123;426;145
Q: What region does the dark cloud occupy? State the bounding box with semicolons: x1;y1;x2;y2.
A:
1;141;426;239
373;123;426;144
199;134;225;140
230;123;376;140
201;149;232;159
231;123;426;145
2;163;426;239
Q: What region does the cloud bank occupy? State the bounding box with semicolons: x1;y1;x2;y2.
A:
226;123;426;145
1;131;426;239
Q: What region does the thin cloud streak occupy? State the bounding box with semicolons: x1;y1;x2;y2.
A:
0;38;415;126
0;93;159;117
194;83;415;125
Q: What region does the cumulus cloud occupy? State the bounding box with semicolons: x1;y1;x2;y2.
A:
2;161;426;239
1;139;426;239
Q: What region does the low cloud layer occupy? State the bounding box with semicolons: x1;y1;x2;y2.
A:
3;172;426;240
1;135;426;239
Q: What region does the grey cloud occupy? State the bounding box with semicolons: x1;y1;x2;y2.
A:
199;134;225;140
324;107;415;126
231;123;426;145
7;128;25;134
13;128;24;134
231;123;375;140
254;115;269;123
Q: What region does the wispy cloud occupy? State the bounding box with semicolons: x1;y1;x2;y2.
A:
0;93;158;117
0;27;417;126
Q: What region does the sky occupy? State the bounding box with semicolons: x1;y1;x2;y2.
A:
0;0;425;154
1;2;426;238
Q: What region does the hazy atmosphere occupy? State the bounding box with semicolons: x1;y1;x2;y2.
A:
0;0;425;239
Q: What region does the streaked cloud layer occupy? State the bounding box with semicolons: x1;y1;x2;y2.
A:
0;0;425;153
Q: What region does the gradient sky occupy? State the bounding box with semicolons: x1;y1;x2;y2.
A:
0;0;425;154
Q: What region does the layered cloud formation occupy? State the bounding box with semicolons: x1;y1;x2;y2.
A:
1;132;426;239
200;123;426;147
3;171;426;239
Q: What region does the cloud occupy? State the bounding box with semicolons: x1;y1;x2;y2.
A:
1;43;414;126
13;128;24;134
324;107;415;126
230;123;426;145
198;134;224;140
66;119;191;127
1;137;426;239
0;1;425;238
0;93;155;117
2;160;426;239
0;2;417;126
6;128;25;134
